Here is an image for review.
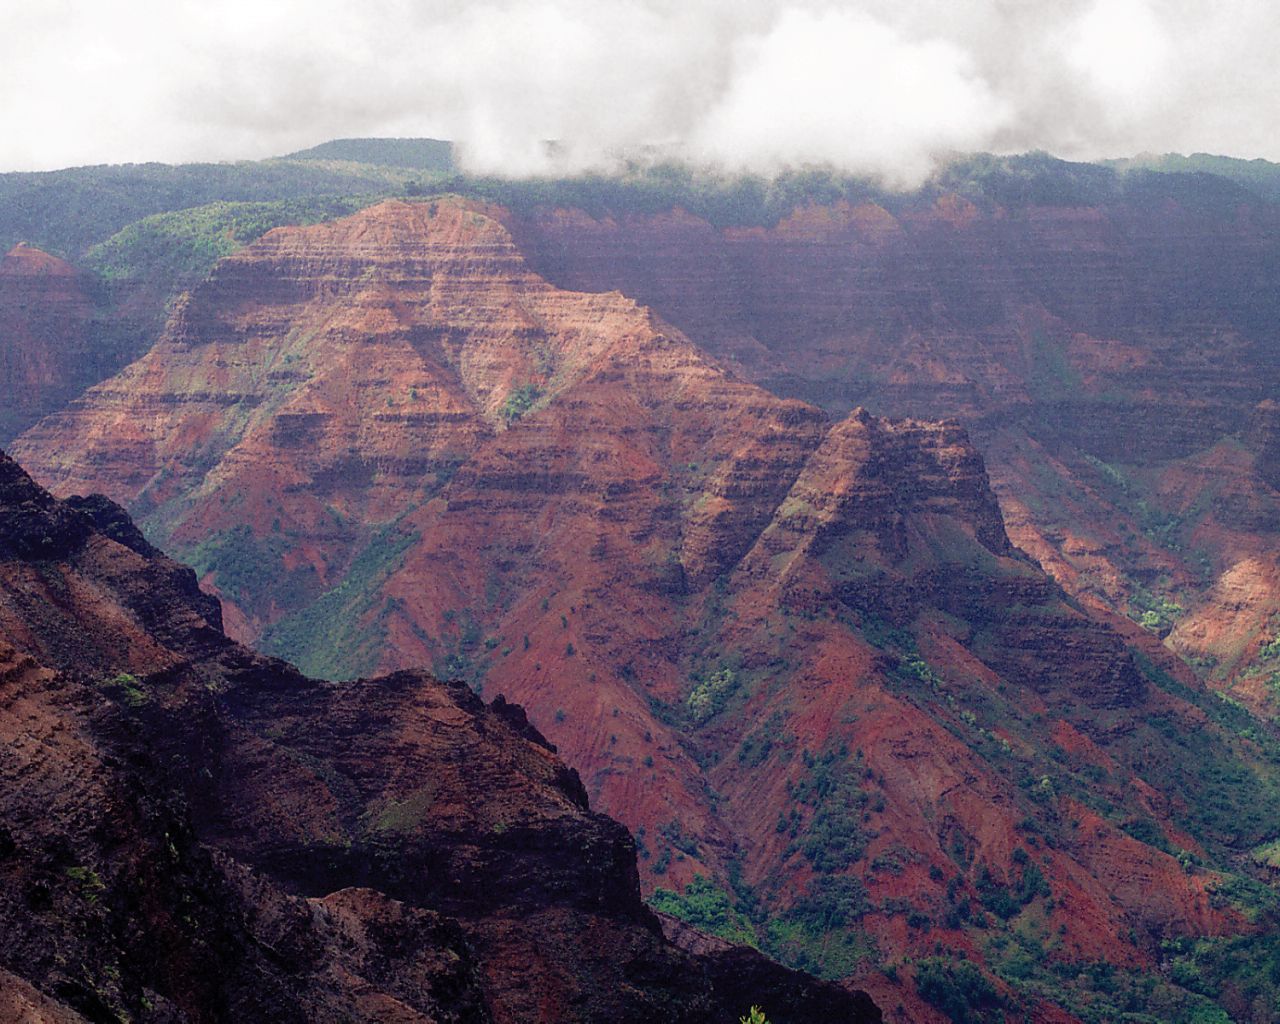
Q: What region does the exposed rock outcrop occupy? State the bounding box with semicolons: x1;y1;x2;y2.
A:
12;199;1277;1022
507;193;1280;710
0;245;102;442
0;449;880;1023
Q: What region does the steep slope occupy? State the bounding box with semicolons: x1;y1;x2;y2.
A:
0;245;102;442
0;449;877;1023
504;169;1280;717
15;197;675;641
13;197;1280;1022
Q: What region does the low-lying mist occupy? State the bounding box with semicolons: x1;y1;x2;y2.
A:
4;1;1280;182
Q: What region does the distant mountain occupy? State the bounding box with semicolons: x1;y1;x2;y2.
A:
283;137;456;174
1108;151;1280;202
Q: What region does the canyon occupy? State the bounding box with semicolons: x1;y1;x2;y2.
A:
10;189;1280;1022
0;448;879;1023
501;168;1280;718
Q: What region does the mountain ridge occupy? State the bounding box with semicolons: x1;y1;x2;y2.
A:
11;196;1280;1021
0;446;880;1023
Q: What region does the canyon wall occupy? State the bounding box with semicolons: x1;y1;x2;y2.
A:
0;449;879;1023
508;188;1280;713
13;197;1280;1021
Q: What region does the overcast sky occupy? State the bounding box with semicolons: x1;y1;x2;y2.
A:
3;0;1278;183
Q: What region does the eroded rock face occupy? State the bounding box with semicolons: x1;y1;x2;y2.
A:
507;194;1280;712
0;245;101;443
0;451;879;1024
11;200;1277;1020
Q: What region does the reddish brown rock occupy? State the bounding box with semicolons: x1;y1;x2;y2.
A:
0;244;103;442
507;194;1280;713
11;199;1276;1021
0;449;879;1023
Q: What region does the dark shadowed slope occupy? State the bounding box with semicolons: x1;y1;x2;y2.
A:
0;449;878;1024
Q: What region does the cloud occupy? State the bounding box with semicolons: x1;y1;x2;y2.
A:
690;8;1011;186
1;1;1279;182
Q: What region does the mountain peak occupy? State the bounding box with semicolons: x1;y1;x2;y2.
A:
1;242;77;277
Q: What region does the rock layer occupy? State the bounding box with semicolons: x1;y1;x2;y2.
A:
12;198;1280;1022
0;449;878;1023
0;245;102;442
507;187;1280;712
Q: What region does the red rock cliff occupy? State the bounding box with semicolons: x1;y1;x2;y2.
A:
508;195;1280;711
12;199;1275;1021
0;449;879;1024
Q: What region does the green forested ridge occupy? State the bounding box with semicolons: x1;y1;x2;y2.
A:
282;137;455;173
0;158;420;258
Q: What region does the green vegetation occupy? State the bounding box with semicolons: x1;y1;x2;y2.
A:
283;137;454;173
739;1008;769;1024
649;874;757;946
86;195;379;295
790;875;869;931
1027;326;1082;399
0;158;417;259
649;867;875;982
186;524;309;611
1128;653;1280;852
432;162;887;229
1107;152;1280;203
7;146;1262;273
1080;454;1196;554
180;519;324;629
915;957;1003;1024
260;523;418;680
980;930;1270;1024
973;852;1051;920
65;865;106;902
1251;837;1280;870
366;785;438;835
738;711;791;767
785;745;872;873
430;608;494;688
1241;626;1280;705
100;671;149;708
853;603;1280;1021
686;665;738;724
500;383;543;423
1162;933;1280;1020
762;911;876;981
1129;584;1184;634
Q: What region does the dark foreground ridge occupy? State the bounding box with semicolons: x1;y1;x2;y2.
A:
0;450;879;1023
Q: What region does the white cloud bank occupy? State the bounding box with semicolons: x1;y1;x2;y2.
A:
2;0;1279;183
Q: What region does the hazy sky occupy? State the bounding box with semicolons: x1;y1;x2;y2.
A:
3;0;1279;183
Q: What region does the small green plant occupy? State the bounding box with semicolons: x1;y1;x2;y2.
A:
686;665;738;723
103;672;149;708
500;383;542;422
65;865;106;903
740;1008;769;1024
